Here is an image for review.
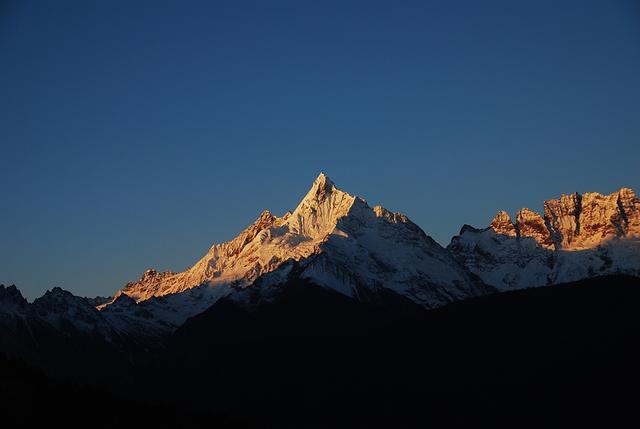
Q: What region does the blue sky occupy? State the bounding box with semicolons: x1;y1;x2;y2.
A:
1;0;639;299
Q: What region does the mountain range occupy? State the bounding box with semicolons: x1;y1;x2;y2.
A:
449;186;640;290
2;174;639;348
2;173;640;427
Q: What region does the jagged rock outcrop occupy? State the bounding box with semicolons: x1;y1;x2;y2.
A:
490;211;517;237
544;192;581;248
448;188;640;291
516;208;553;248
114;269;177;304
540;188;640;250
0;285;28;313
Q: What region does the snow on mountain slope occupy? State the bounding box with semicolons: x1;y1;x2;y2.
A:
103;173;488;328
0;285;106;333
0;283;170;342
4;180;639;340
448;188;640;291
113;173;352;303
447;225;555;291
297;200;485;306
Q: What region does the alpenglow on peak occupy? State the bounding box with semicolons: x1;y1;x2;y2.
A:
448;187;640;292
103;173;485;327
112;172;361;302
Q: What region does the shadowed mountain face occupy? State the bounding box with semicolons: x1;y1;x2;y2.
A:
119;275;640;427
7;276;637;428
2;270;640;427
0;355;251;429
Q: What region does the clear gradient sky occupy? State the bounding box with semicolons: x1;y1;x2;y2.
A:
1;0;639;300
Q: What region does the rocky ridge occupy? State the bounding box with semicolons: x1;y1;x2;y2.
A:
448;188;640;290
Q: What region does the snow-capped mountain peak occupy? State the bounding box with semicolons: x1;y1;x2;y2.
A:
101;173;488;329
112;173;361;304
112;174;359;303
287;172;357;237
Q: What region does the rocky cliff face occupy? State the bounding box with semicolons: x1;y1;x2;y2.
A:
516;208;554;248
543;188;640;250
448;188;640;291
490;211;517;237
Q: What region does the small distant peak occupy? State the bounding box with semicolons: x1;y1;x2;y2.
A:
559;192;581;204
311;172;336;197
373;205;411;224
618;187;636;199
142;269;159;279
517;207;543;220
111;293;137;306
315;172;334;187
251;210;277;228
297;172;340;206
373;205;389;217
490;211;517;237
228;209;280;248
85;295;112;307
0;284;19;293
0;284;26;305
491;210;512;223
138;268;175;283
459;224;483;235
516;208;546;228
38;287;75;302
258;209;273;219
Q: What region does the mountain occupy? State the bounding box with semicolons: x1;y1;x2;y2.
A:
2;176;639;385
448;188;640;291
0;173;490;378
102;173;490;329
0;285;141;381
2;176;640;427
